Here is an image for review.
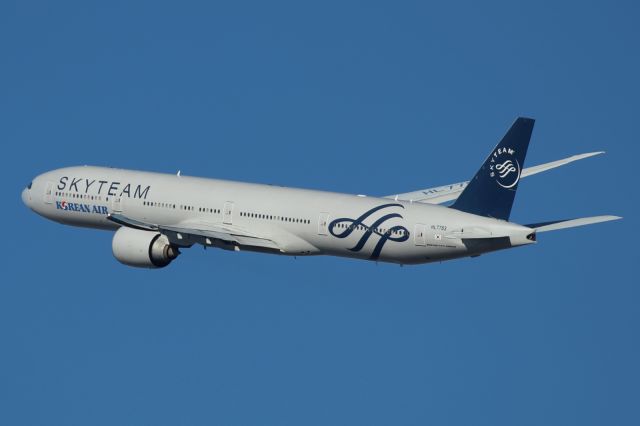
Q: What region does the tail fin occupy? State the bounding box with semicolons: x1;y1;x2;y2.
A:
451;117;535;220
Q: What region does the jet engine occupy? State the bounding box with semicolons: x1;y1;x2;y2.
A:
112;227;180;268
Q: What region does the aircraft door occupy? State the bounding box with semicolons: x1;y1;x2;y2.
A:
318;212;329;235
414;224;427;246
111;196;122;213
44;181;54;204
223;201;234;224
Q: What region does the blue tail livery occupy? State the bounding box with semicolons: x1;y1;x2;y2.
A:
452;117;535;220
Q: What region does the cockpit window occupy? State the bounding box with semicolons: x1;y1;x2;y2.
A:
27;182;32;190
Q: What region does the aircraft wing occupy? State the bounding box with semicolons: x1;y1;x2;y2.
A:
382;152;604;204
107;213;282;252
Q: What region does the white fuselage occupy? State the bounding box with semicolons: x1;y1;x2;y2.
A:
22;166;535;265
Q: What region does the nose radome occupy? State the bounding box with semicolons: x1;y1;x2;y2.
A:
21;187;30;208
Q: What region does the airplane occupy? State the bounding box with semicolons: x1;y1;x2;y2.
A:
21;117;620;268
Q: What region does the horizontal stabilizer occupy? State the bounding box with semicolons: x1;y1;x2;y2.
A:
526;215;621;233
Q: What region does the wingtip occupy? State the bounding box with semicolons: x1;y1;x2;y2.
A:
577;151;605;159
597;215;623;223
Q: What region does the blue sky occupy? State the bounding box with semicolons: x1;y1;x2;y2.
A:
1;1;638;425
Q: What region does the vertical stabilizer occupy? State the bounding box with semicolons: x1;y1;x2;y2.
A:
451;117;535;220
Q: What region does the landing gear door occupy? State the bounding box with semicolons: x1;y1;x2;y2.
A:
318;212;329;235
223;201;234;225
414;224;427;246
44;181;54;204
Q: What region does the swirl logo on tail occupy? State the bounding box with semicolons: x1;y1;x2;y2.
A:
489;147;521;189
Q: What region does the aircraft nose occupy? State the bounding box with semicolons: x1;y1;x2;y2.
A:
22;186;31;208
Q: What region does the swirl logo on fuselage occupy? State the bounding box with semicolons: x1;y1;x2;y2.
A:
489;147;521;189
328;203;410;260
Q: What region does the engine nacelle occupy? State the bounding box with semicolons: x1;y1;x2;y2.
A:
112;227;180;268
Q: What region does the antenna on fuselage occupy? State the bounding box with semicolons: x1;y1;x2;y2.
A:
177;170;181;177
